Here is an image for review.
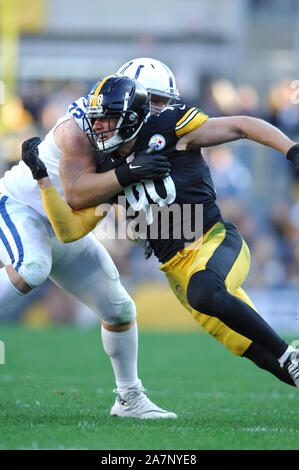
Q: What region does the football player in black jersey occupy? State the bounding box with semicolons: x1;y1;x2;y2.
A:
22;75;299;392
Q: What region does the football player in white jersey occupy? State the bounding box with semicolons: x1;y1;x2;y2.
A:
0;59;178;419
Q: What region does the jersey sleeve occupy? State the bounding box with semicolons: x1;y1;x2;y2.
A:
175;106;208;138
65;95;88;131
40;185;106;242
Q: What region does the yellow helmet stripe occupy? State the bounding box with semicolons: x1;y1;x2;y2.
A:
91;75;113;106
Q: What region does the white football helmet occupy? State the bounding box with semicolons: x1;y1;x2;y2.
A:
116;58;180;113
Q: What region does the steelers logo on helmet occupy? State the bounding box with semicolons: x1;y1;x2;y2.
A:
148;134;166;151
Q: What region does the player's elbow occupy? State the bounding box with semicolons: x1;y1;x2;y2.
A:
54;227;80;243
61;233;79;243
236;115;261;139
64;188;85;211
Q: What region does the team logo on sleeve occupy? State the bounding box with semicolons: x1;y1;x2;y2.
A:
148;134;166;151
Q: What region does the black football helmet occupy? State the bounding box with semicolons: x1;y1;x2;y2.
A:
83;75;150;153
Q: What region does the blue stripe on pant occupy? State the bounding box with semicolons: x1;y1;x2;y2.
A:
0;196;24;272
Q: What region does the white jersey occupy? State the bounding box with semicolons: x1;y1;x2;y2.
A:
0;95;88;218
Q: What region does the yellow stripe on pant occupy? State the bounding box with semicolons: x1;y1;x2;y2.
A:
159;220;254;356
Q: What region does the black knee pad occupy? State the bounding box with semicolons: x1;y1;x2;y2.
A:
186;269;226;315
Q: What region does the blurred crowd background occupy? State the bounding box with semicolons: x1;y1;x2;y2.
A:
1;0;299;332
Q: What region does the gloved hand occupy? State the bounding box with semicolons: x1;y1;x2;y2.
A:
286;144;299;170
115;151;171;187
127;220;153;260
144;239;153;260
22;137;48;179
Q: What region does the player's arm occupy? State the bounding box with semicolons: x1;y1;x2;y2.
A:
22;137;106;242
39;178;107;243
59;119;171;210
58;119;121;209
176;115;296;157
21;133;171;241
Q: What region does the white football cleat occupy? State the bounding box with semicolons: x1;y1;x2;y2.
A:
110;386;177;419
284;351;299;391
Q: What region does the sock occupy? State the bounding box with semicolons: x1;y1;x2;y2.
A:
101;322;141;391
243;342;295;386
278;345;296;366
0;267;24;316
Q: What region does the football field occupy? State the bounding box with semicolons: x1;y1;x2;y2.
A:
0;324;298;450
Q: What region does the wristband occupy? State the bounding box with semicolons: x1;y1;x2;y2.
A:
286;144;299;163
115;164;133;187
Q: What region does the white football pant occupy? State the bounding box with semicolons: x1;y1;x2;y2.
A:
0;194;136;325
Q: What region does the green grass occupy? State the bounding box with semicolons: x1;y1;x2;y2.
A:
0;324;298;450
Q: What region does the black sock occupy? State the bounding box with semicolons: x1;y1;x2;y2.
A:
187;270;288;359
242;342;294;387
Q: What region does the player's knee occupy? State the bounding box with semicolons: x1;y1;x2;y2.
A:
102;297;137;325
100;280;137;325
118;297;137;324
187;270;225;315
18;257;52;288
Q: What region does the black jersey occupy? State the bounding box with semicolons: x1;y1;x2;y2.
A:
97;104;222;263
